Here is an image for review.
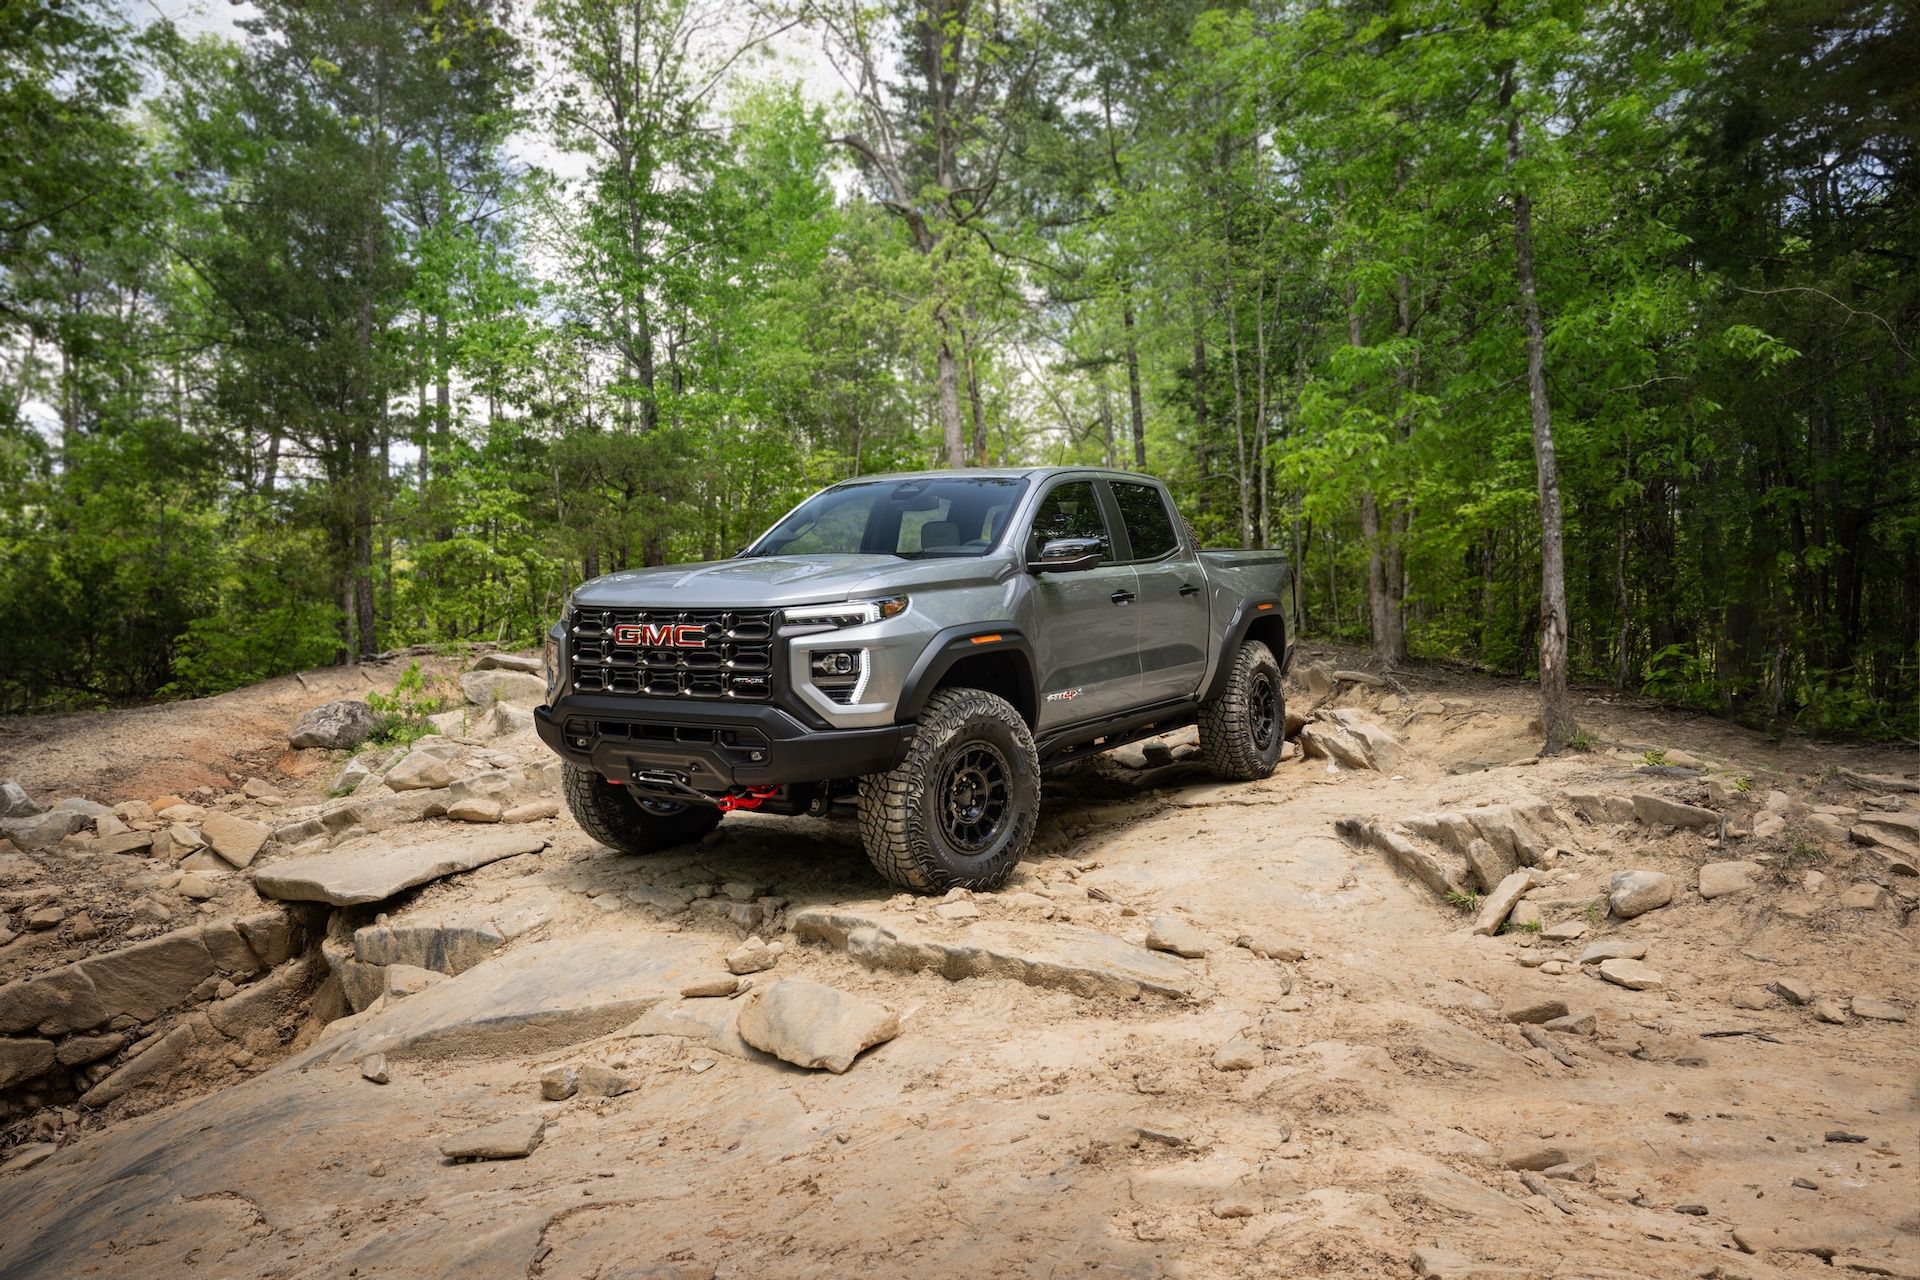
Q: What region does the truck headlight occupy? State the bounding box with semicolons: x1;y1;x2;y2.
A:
783;595;908;629
543;633;561;699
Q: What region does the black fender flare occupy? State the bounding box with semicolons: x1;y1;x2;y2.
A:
1199;599;1289;703
894;625;1038;725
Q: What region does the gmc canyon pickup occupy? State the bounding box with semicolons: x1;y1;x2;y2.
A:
535;467;1292;892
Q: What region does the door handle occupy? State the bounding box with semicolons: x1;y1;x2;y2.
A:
1110;590;1135;605
1178;583;1200;597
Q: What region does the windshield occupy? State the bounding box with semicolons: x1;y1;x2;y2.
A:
744;476;1030;559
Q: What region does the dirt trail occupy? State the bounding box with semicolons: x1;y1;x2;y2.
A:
1;647;1915;1280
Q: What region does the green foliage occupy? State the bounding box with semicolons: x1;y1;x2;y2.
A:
365;662;450;747
0;0;1910;742
1444;889;1481;915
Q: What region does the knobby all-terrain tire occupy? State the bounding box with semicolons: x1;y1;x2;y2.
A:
562;763;721;855
1197;639;1285;781
857;687;1040;894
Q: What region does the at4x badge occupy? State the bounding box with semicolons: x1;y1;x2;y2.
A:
1045;687;1083;702
611;622;707;648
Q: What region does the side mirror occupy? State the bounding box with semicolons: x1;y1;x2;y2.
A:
1028;537;1103;574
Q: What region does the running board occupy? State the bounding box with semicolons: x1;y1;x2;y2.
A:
1038;700;1200;767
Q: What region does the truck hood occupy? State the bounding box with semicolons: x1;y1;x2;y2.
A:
569;554;1006;610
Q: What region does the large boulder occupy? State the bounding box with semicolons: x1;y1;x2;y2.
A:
0;808;88;851
384;749;456;792
289;699;380;750
458;670;547;708
0;780;44;819
737;980;899;1073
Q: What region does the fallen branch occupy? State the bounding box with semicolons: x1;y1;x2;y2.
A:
1699;1028;1783;1043
1834;766;1920;794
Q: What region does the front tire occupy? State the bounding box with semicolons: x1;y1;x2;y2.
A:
857;687;1039;893
562;763;722;854
1197;640;1284;780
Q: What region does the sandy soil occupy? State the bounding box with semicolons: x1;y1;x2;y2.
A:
1;645;1915;1280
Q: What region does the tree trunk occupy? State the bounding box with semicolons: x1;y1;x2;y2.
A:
1122;290;1146;469
1503;70;1578;752
935;315;967;467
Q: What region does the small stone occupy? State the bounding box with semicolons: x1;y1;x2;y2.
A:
1812;999;1848;1025
1211;1039;1262;1071
1837;883;1888;910
447;798;504;824
1411;1246;1475;1279
724;936;782;976
360;1053;390;1084
385;750;456;792
369;1161;387;1177
932;901;981;922
1608;869;1675;918
1233;933;1305;962
1792;1177;1819;1189
199;811;270;868
1630;794;1719;829
1674;1203;1709;1216
25;907;65;931
439;1116;545;1161
1850;996;1906;1022
1542;1012;1596;1036
1210;1196;1259;1219
1730;988;1772;1010
290;699;379;750
1598;958;1664;991
501;800;560;824
177;873;216;901
736;980;899;1073
1824;1131;1867;1143
1541;920;1586;942
540;1066;578;1101
680;976;743;999
1144;915;1211;958
1578;939;1648;965
577;1063;637;1098
1698;860;1762;899
215;979;238;1000
689;1058;715;1074
1770;976;1815;1005
1501;996;1569;1025
1503;1143;1570;1171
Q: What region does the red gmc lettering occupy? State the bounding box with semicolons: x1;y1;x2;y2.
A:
610;623;706;647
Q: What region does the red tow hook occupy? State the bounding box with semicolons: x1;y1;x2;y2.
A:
715;785;780;814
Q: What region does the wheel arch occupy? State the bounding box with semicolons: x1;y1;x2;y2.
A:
1200;601;1289;703
895;627;1038;727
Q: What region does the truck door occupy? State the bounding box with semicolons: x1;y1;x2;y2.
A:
1025;478;1142;732
1106;478;1210;705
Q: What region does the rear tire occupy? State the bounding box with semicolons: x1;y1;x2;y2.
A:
857;687;1039;893
1197;640;1285;781
562;763;721;854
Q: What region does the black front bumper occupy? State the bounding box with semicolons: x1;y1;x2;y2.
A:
535;694;911;790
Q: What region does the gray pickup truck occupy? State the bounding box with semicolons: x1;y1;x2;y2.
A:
535;467;1292;892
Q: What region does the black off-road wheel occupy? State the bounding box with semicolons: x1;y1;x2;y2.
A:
857;687;1040;893
562;763;721;854
1197;639;1285;781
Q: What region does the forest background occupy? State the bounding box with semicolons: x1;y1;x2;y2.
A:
2;0;1913;742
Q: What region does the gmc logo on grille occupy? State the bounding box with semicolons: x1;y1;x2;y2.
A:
611;623;707;648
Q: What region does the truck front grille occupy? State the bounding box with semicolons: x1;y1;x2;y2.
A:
566;608;775;701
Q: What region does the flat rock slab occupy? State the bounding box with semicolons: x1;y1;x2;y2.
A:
792;908;1195;999
253;829;549;906
314;934;707;1063
440;1116;546;1161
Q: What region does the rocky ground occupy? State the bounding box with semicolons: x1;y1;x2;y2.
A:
0;647;1914;1280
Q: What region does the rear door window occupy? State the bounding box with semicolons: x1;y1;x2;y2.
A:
1111;481;1179;560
